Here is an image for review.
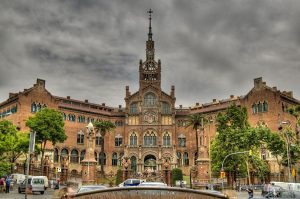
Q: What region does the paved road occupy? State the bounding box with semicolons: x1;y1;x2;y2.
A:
0;188;54;199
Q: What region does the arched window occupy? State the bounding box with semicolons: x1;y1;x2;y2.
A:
162;102;170;114
94;151;98;162
183;152;189;166
95;133;101;146
78;115;85;123
60;148;69;162
80;150;85;162
63;113;66;120
131;156;137;172
163;132;171;146
194;152;198;165
252;103;257;114
37;103;42;112
144;131;156;146
99;153;106;165
54;148;59;163
115;135;122;147
177;152;182;167
263;101;268;112
130;103;138;114
115;120;123;126
144;93;156;106
130;132;137;146
258;102;262;112
68;114;76;122
31;103;37;113
77;130;84;144
178;134;186;147
112;152;117;166
70;149;79;163
119;152;124;166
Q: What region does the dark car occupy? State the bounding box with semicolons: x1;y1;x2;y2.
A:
264;190;296;198
77;185;107;193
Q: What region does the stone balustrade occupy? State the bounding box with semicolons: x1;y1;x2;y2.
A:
74;187;228;199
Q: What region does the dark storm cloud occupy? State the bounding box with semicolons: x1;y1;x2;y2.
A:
0;0;300;106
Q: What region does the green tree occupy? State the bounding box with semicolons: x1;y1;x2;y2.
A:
211;104;272;186
171;168;183;186
115;169;122;186
263;130;285;181
0;162;11;177
186;113;207;164
0;120;29;173
94;120;116;175
26;108;66;170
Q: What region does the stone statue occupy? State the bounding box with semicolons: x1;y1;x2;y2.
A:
162;158;170;170
121;157;131;170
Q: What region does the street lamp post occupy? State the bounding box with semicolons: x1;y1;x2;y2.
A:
221;150;251;190
25;131;36;199
279;121;292;182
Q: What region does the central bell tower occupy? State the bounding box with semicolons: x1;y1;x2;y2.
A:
139;9;161;91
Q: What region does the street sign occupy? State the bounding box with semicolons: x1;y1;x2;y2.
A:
57;167;61;173
220;171;225;178
292;168;296;177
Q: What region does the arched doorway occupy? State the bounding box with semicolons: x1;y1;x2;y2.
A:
144;155;156;171
131;156;137;173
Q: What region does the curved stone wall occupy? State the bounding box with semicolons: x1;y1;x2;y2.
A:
74;187;228;199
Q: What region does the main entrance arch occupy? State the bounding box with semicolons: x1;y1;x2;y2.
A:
144;155;156;171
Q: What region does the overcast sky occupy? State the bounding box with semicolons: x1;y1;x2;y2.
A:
0;0;299;107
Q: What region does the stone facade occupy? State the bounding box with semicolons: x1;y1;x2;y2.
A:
0;14;299;183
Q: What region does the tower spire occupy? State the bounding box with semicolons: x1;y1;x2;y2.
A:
147;9;153;41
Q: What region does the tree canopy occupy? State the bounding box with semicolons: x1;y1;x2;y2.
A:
0;120;29;173
93;120;116;174
186;113;207;164
210;104;286;184
26;108;66;167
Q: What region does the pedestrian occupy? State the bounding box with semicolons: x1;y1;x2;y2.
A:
5;178;11;193
0;178;4;193
246;187;253;199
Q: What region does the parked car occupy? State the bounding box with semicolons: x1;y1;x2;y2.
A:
18;176;45;194
119;179;145;187
35;176;49;189
138;182;168;187
264;190;296;198
77;185;107;193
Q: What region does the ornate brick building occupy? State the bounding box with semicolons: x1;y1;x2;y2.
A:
0;12;299;182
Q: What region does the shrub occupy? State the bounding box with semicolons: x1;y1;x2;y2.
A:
171;168;183;186
115;169;122;186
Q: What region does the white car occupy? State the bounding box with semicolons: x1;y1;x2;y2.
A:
138;182;168;187
18;176;45;194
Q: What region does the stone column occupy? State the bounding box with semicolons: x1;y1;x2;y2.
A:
43;155;51;179
121;156;132;181
162;158;171;186
81;122;97;185
60;156;69;184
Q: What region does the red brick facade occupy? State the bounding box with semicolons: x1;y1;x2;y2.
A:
1;18;299;181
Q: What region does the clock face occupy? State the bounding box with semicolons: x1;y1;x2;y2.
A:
143;61;156;71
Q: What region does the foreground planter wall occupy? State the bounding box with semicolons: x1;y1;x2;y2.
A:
75;187;228;199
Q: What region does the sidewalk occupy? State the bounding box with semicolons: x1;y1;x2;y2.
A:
225;190;263;199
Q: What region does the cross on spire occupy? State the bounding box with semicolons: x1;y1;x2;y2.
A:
147;9;153;40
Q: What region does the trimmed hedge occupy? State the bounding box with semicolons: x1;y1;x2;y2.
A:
115;169;122;186
171;168;183;186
